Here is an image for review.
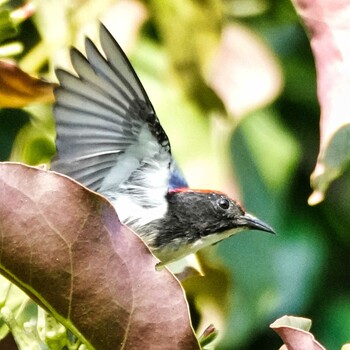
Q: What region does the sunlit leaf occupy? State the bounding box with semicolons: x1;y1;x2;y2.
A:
0;60;56;108
182;254;231;347
100;0;148;51
270;315;326;350
0;301;43;350
198;324;218;348
9;106;56;165
149;0;224;112
10;2;35;25
0;162;200;350
0;4;17;44
0;275;29;340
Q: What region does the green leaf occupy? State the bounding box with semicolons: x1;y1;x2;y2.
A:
198;324;218;348
236;108;300;194
0;6;17;44
0;275;29;340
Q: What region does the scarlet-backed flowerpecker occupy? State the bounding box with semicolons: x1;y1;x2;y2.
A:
51;24;274;265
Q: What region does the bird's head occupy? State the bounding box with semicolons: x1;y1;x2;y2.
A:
149;189;275;264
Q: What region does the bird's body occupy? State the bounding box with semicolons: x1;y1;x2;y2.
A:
52;24;274;265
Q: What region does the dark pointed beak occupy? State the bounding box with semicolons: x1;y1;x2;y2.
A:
238;213;275;234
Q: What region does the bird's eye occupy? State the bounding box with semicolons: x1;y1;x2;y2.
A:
218;198;230;210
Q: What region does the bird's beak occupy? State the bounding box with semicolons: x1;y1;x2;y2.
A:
238;213;275;234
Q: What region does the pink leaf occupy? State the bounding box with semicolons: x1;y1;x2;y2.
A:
270;315;325;350
291;0;350;204
208;23;283;118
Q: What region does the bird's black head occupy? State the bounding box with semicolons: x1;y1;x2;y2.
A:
148;189;275;263
167;189;274;235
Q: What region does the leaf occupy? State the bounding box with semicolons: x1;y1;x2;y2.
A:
198;324;218;348
290;0;350;204
99;0;148;51
233;108;300;194
0;4;17;44
149;0;225;112
0;275;30;340
150;2;283;117
207;24;283;118
0;162;200;350
9;105;56;165
0;60;56;108
270;315;326;350
182;253;231;348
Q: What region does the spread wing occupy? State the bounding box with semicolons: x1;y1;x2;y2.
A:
51;24;186;224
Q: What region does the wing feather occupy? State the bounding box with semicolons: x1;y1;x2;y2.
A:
99;24;147;102
51;23;180;229
70;48;131;109
56;69;130;116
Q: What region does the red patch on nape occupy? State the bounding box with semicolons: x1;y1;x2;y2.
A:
169;188;226;195
168;188;246;210
168;187;191;194
191;189;226;195
190;189;246;211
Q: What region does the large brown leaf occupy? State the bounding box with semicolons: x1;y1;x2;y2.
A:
0;162;199;350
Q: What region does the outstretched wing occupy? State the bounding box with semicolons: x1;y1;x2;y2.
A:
52;24;181;226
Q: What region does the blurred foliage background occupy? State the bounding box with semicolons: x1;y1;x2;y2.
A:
0;0;349;349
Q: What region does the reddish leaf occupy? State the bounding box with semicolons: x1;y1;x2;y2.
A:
290;0;350;204
270;315;325;350
198;324;218;347
0;162;199;350
10;3;36;23
208;24;283;118
101;0;148;51
0;60;56;108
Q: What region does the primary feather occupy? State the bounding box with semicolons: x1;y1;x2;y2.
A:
52;24;187;236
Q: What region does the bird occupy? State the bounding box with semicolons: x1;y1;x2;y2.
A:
51;23;275;266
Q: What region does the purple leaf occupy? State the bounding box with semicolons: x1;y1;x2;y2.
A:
0;162;199;350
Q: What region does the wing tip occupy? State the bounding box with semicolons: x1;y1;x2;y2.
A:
99;21;109;38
